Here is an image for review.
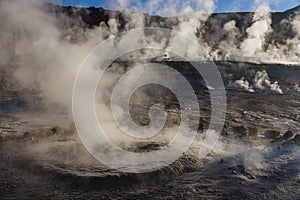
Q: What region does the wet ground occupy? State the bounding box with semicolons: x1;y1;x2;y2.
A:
1;62;300;199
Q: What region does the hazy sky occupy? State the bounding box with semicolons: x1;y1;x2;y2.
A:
60;0;300;13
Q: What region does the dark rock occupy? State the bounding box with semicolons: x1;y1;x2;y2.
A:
198;122;204;131
264;130;280;139
221;130;229;136
130;142;162;153
232;126;247;137
221;125;229;136
23;132;32;138
229;165;255;179
283;130;294;140
293;135;300;145
137;143;160;152
49;126;64;135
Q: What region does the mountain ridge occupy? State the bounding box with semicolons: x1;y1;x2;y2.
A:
285;4;300;13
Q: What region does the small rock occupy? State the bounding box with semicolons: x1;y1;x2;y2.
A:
49;126;63;135
23;132;32;138
221;131;229;136
264;130;280;139
283;130;294;140
221;125;229;136
229;165;246;175
293;135;300;145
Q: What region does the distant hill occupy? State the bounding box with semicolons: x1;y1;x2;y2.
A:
47;4;300;40
45;3;300;63
48;4;300;29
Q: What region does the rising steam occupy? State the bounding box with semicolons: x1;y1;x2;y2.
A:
234;70;283;94
0;0;299;123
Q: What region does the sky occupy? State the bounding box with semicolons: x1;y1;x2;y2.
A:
59;0;300;14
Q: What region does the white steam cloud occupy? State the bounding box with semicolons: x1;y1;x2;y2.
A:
1;0;299;128
240;6;271;56
0;0;298;128
0;0;123;116
235;78;255;93
0;0;299;120
234;70;283;94
1;0;299;174
215;1;300;64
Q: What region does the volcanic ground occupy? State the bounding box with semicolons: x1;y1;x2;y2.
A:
1;61;300;199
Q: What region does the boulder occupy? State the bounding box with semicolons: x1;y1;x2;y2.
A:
264;130;280;139
283;130;294;140
294;135;300;145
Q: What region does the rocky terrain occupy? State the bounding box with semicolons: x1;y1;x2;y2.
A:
1;60;300;199
1;2;300;199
